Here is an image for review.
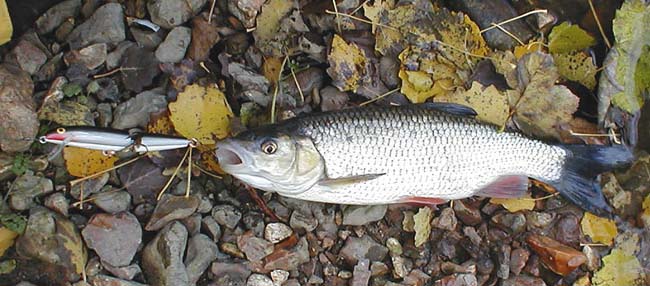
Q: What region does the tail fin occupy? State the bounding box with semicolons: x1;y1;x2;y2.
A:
554;144;634;218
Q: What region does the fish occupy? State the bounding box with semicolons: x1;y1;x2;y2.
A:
215;103;634;217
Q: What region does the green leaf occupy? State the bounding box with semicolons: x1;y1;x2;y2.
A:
548;22;596;54
0;259;16;274
0;213;27;234
62;83;83;98
10;153;28;176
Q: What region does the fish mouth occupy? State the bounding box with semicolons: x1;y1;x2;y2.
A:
216;148;243;165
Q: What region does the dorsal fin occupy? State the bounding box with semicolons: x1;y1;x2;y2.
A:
420;102;478;117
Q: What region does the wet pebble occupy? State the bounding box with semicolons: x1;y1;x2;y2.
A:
264;222;293;243
131;28;164;49
342;205;387;226
510;248;530;275
263;237;310;271
9;172;53;211
145;194;199;231
82;212;142;267
583;245;601;271
112;90;167;129
492;212;527;234
526;211;554;229
553;215;581;247
64;43;107;70
102;263;142;280
432;208;457;231
212;204;242;229
67;3;126;49
379;56;400;88
106;41;136;70
496;244;511;279
91;190;131;213
352;259;371;286
185;234;219;284
340;235;389;266
201;216;222;241
44;192;69;216
237;231;274;261
8;40;48;75
453;199;483;226
242;211;265;237
371;261;390;277
142;221;190;286
147;0;207;29
247;273;274;286
271;269;290;285
91;78;120;102
290;210;318;232
36;0;82;35
155;26;192;63
526;234;586;276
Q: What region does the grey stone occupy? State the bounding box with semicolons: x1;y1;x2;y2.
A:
142;221;190;286
131;27;164;49
351;259;371;286
111;90;167;129
102;263;142;281
91;190;131;214
247;274;274;286
263;237;310;271
36;0;82;34
227;0;265;29
67;3;126;49
289;210;318;232
264;222;293;243
185;234;219;284
9;171;53;211
342;205;387;226
237;232;274;261
64;43;107;70
82;212;142;267
8;40;47;75
106;41;136;70
340;235;389;265
145;194;199;231
89;274;147;286
432;208;457;231
201;216;222;241
147;0;207;29
0;64;37;153
44;192;69;216
155;26;191;63
212;204;242;229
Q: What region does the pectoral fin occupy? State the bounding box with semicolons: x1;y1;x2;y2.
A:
318;173;385;188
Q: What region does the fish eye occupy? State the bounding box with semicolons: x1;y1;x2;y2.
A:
56;127;66;134
261;140;278;154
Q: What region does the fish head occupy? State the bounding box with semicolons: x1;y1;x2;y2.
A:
215;128;325;195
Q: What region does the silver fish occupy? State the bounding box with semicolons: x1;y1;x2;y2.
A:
215;103;633;217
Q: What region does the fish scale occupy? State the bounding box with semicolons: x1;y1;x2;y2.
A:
287;105;567;204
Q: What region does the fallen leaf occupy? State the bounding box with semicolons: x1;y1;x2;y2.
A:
262;57;283;85
0;213;26;234
253;0;295;56
513;52;580;140
548;22;596;54
513;42;545;59
327;35;367;92
168;84;233;145
0;227;18;257
120;46;160;92
642;193;650;227
398;70;438;103
580;212;617;245
413;207;433;247
63;147;118;177
526;234;586;276
146;110;176;135
435;82;509;126
188;15;220;62
0;0;12;45
160;59;200;93
554;52;598;89
592;249;645;286
490;194;535;213
38;100;94;126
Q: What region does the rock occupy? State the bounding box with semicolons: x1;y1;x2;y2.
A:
271;269;290;285
0;64;38;153
201;216;222;241
264;222;293;243
526;234;586;276
491;212;527;234
501;275;547;286
147;0;207;29
36;0;82;34
242;211;265;237
453;199;482;226
187;15;220;61
44;192;69;216
145;194;199;231
289;210;318;232
90;78;120;102
156;26;192;63
552;215;580;247
55;19;76;42
212;204;242;229
351;259;371;286
526;211;554;229
142;221;190;286
82;212;142;267
227;0;265;28
102;263;142;280
340;235;389;266
436;273;477;286
582;245;601;271
181;214;202;235
35;53;64;82
67;3;126;49
111;90;167;129
9;172;53;211
90;275;147;286
247;274;274;286
386;237;403;256
211;261;252;285
106;41;136;70
15;207;86;277
64;43;107;70
320;86;349;112
342;205;387;226
402;269;431;286
432;208;457;231
370;261;390;276
495;243;511;279
131;28;164;49
8;40;48;74
263;237;310;271
510;248;530;276
379;56;400;89
392;256;410;278
237;231;274;261
185;234;219;284
91;190;131;213
228;62;270;93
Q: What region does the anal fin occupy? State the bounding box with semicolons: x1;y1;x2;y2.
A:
318;173;385;188
399;196;448;207
476;175;530;198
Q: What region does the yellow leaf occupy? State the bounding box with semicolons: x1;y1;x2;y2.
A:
413;207;432;247
592;249;645;286
147;111;176;135
399;70;435;103
168;84;234;145
548;22;596;54
435;82;510;126
514;42;545;59
491;194;535;212
642;193;650;228
553;52;598;89
0;227;18;257
580;212;617;245
326;35;366;92
262;57;283;85
0;0;12;45
63;147;118;177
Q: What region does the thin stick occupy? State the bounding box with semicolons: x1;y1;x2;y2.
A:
157;146;191;200
93;67;140;79
207;0;217;24
325;10;399;31
289;65;305;105
192;162;222;179
185;146;192;197
522;192;559;201
350;0;370;16
569;130;620;137
480;9;548;33
69;155;144;186
432;39;492;60
360;88;399;106
271;55;289;124
580;243;608;247
332;0;341;33
490;22;525;46
587;0;611;49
